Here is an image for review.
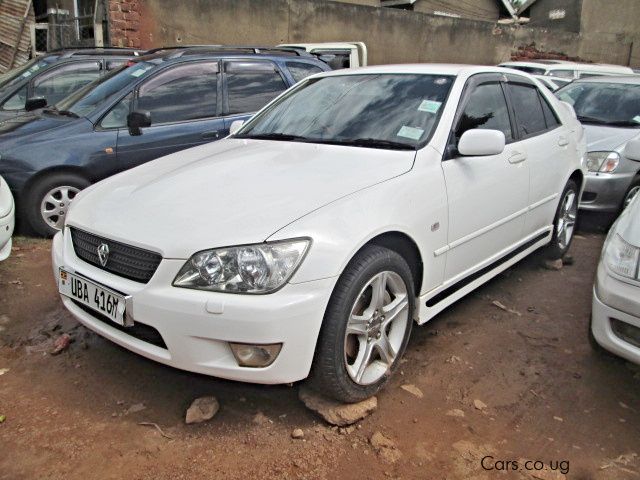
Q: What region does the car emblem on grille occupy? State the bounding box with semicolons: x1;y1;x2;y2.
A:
97;243;110;267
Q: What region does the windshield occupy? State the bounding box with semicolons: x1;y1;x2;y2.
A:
55;61;155;117
556;82;640;127
236;74;454;149
0;58;51;90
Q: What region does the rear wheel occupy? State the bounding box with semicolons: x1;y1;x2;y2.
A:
546;179;579;259
309;245;414;403
24;173;89;237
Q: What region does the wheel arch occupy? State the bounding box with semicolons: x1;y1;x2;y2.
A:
20;165;92;198
568;168;584;195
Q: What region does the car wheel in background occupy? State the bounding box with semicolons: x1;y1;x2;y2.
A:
622;178;640;210
546;179;579;259
24;173;90;237
310;245;414;403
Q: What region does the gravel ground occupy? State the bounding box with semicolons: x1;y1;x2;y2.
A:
0;221;638;480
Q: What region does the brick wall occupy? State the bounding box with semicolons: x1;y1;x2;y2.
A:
109;0;141;48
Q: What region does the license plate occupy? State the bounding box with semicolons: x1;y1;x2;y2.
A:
59;269;127;326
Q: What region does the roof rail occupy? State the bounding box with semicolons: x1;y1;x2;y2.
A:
143;45;313;58
52;47;143;58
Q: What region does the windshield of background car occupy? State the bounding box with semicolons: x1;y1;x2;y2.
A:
0;58;50;90
501;65;546;75
55;61;155;117
236;74;454;149
556;81;640;127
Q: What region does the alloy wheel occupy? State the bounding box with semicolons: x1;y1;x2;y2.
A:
40;185;80;231
623;186;640;210
556;189;577;251
344;271;410;385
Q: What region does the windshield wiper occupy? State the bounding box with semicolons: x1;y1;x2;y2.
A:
576;115;608;124
327;138;416;150
602;120;640;127
42;107;79;118
235;132;310;142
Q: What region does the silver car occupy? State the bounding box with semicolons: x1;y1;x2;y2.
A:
591;193;640;365
556;77;640;213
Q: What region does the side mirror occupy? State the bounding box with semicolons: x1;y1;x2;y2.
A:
624;137;640;162
127;110;151;136
229;120;244;135
458;129;506;157
25;97;47;111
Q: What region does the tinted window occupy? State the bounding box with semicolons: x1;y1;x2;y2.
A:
238;74;454;148
2;85;27;110
507;84;547;137
539;93;560;129
226;62;287;114
286;62;324;83
33;62;101;105
315;51;350;70
548;69;574;78
501;65;546;76
457;83;513;142
100;93;132;129
137;62;218;124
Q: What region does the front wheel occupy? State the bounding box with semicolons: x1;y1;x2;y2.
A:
546;179;579;259
309;245;414;403
622;178;640;210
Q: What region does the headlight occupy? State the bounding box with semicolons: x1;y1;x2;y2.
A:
603;233;640;279
173;238;310;294
586;151;620;173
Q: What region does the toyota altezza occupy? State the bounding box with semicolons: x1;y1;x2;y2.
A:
53;65;586;402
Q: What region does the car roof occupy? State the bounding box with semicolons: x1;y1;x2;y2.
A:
140;45;318;62
501;60;633;73
313;64;523;78
572;75;640;85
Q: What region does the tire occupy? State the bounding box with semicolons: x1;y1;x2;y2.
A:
622;178;640;211
24;173;90;237
309;245;415;403
546;179;579;260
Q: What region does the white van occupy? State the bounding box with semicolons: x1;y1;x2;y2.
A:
499;60;634;80
278;42;367;69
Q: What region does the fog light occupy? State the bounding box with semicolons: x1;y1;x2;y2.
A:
229;342;282;368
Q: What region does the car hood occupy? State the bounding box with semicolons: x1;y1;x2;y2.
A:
0;111;83;144
67;138;416;258
584;124;640;152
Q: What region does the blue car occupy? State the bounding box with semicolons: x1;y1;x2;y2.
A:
0;48;141;122
0;46;330;236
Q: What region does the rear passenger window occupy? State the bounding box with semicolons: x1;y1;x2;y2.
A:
457;83;513;143
137;62;218;124
539;93;560;129
225;61;287;114
507;84;547;137
286;62;324;83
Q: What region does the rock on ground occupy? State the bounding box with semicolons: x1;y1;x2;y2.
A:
291;428;304;439
298;386;377;426
185;396;219;424
543;258;563;271
370;431;402;463
400;384;424;398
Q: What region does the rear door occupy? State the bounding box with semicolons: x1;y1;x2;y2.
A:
504;76;573;234
221;60;289;132
114;61;223;170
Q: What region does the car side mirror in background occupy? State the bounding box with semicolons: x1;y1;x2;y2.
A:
229;120;244;135
624;137;640;161
127;110;151;136
458;129;506;157
25;97;47;111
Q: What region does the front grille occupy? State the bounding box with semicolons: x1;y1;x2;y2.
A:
70;228;162;283
72;300;167;349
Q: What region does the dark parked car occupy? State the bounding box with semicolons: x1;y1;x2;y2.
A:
0;46;330;236
0;48;142;121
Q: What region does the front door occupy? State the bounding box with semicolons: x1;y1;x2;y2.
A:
115;61;223;170
441;75;530;282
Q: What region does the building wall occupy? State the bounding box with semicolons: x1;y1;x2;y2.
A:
336;0;500;20
113;0;636;67
528;0;582;33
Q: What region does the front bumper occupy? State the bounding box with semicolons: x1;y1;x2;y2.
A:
591;262;640;365
0;199;15;261
580;171;636;212
52;230;336;384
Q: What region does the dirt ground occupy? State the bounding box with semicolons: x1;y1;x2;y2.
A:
0;219;639;480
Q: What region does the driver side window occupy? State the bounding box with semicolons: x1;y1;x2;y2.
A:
456;82;513;143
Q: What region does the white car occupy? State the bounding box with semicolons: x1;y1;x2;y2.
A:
499;60;634;80
52;65;586;402
591;193;640;365
0;176;15;261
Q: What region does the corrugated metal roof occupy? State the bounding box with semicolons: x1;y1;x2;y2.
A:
0;0;35;73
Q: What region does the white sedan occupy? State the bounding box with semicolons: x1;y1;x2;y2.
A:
52;65;585;402
591;193;640;364
0;175;15;261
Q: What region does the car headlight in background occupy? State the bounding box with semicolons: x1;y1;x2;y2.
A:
603;233;640;280
586;151;620;173
173;238;310;294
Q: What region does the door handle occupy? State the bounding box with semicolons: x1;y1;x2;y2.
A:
508;152;527;164
201;130;220;140
558;136;569;147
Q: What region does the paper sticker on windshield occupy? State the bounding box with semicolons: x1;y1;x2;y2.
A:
397;126;424;140
633;115;640;123
418;100;442;114
130;69;146;77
